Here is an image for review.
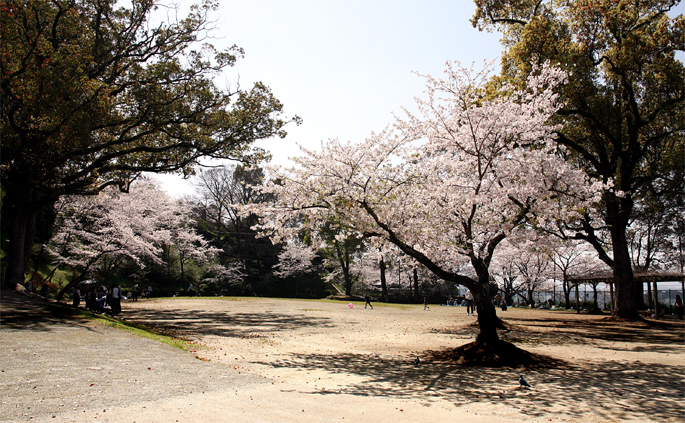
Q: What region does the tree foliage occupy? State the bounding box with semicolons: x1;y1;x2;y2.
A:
46;180;220;299
1;0;298;289
246;63;601;343
191;165;283;295
471;0;685;318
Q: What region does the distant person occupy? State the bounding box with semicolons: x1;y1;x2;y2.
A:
674;295;683;320
147;285;153;299
465;289;475;316
495;292;503;308
188;283;194;297
131;284;139;302
500;298;507;311
365;294;373;309
111;284;121;314
423;297;430;311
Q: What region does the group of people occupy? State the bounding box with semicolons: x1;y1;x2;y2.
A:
74;283;153;315
79;284;123;314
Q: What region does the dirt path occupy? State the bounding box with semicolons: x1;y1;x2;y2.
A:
2;291;684;422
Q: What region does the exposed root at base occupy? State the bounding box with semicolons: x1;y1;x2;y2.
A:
428;340;564;368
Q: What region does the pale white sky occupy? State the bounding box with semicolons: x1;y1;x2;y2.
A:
155;1;504;196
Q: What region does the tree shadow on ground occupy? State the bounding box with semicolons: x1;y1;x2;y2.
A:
432;313;684;354
258;351;684;421
123;306;335;340
0;290;98;333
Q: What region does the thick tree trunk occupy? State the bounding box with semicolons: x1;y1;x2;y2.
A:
527;287;535;306
3;191;41;290
472;281;500;343
612;226;640;319
413;268;419;297
379;257;388;301
334;241;352;296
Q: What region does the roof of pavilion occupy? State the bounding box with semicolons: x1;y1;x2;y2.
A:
568;271;685;284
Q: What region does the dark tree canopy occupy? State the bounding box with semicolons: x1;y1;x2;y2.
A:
472;0;685;319
1;0;299;288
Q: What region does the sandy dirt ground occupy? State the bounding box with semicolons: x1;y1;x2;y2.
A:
2;292;684;422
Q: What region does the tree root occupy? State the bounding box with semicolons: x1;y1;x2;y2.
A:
428;339;564;368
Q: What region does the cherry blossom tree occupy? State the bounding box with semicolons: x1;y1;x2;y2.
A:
202;262;244;293
47;181;221;299
169;209;223;283
510;240;552;306
491;248;521;306
246;61;602;351
548;238;609;311
273;242;317;278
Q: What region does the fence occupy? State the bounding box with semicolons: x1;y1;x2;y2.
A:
354;280;685;310
512;287;685;310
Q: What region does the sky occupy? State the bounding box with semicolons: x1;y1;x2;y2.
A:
155;1;504;197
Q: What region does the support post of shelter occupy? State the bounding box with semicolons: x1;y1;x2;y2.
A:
652;279;659;319
609;282;615;316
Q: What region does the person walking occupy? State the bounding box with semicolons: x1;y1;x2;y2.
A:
423;296;430;311
674;295;683;320
131;284;139;302
365;294;373;309
465;289;475;316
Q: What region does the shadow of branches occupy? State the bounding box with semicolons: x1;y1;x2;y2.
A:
0;290;98;333
432;313;684;355
123;306;335;339
258;351;684;421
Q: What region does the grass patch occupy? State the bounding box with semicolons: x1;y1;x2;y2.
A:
49;301;194;351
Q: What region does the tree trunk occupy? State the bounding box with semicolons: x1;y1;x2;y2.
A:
335;242;352;296
563;275;571;309
3;189;42;290
611;225;640;319
472;281;500;343
527;286;535;306
379;257;388;301
413;268;419;297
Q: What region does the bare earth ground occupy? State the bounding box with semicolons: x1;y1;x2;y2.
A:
1;291;684;422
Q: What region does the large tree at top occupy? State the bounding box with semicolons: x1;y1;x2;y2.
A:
247;63;600;345
471;0;685;319
1;0;297;289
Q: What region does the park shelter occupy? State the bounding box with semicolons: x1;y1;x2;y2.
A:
568;271;685;318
